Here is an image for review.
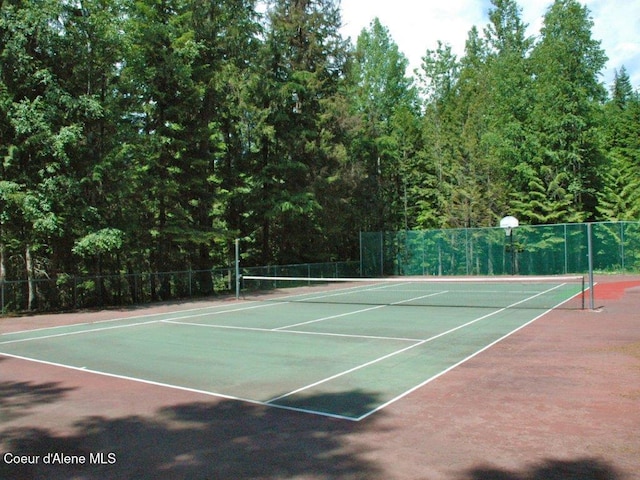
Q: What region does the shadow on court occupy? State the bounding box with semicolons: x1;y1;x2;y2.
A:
0;358;628;480
0;381;75;423
0;389;386;480
460;459;624;480
0;377;627;480
0;358;76;424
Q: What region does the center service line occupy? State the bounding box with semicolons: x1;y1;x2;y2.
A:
266;283;567;405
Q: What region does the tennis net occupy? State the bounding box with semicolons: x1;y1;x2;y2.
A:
240;275;586;310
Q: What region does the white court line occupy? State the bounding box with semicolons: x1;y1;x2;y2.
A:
160;319;424;342
0;299;273;337
0;282;574;422
266;310;495;404
273;304;387;330
0;351;359;421
0;320;162;345
0;302;284;346
274;289;448;330
355;290;576;421
248;280;396;303
266;283;569;405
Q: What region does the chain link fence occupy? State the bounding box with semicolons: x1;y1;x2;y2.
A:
360;221;640;277
1;261;360;315
3;221;637;315
241;261;360;278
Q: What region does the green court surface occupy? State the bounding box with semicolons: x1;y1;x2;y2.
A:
0;280;582;420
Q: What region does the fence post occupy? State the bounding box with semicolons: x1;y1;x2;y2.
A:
620;222;625;271
235;239;240;300
359;231;363;276
564;224;568;274
380;232;384;277
587;222;595;310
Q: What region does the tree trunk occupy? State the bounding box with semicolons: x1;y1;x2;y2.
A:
0;241;6;313
26;243;36;310
0;241;6;284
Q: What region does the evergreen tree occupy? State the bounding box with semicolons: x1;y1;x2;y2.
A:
0;0;88;307
418;26;496;229
185;0;262;275
482;0;534;221
598;68;640;220
528;0;608;222
118;0;216;296
248;0;349;264
116;0;264;297
448;25;494;228
415;41;460;229
57;0;129;278
2;0;640;311
347;18;419;231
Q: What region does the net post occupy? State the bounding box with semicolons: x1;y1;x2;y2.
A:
234;238;240;300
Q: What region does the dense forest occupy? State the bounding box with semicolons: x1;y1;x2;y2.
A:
1;0;639;296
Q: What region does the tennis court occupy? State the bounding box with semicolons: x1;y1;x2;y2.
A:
0;276;584;421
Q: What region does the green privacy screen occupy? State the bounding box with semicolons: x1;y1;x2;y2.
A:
360;221;640;277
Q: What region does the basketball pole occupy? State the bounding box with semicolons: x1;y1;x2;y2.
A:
509;229;515;275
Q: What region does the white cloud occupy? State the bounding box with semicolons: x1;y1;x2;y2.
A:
340;0;640;89
584;0;640;87
341;0;489;72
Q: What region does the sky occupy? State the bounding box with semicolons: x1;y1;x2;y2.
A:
339;0;640;90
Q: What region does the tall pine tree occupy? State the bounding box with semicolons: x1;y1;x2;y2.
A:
527;0;607;223
598;68;640;220
247;0;348;264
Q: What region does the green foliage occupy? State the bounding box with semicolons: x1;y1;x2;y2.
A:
1;0;638;297
72;228;125;257
527;0;608;220
597;68;640;220
345;17;420;232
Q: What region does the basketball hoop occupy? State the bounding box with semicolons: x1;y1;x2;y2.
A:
500;215;519;237
500;216;519;275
